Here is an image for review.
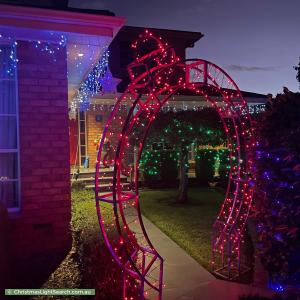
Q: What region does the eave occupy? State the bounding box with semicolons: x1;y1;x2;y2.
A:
0;4;125;37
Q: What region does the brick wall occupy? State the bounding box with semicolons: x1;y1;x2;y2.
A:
86;109;105;167
85;106;128;168
10;40;71;258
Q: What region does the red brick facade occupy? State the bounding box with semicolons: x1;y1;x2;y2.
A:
84;106;128;168
86;109;106;166
9;41;71;258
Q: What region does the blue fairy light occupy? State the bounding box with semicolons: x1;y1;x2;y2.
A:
71;49;110;114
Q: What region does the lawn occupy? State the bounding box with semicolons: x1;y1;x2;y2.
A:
32;187;223;299
33;189;124;300
140;187;224;270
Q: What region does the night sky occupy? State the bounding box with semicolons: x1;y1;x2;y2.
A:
70;0;300;95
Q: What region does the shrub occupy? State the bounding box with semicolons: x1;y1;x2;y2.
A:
239;295;282;300
254;91;300;289
195;150;215;186
34;189;136;299
140;149;178;187
140;150;161;185
0;203;9;291
218;149;230;188
161;151;178;183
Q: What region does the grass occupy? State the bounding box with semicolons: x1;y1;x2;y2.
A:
140;187;224;270
33;189;124;300
30;187;230;298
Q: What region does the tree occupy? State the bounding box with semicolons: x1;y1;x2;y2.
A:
145;108;225;203
294;58;300;88
254;89;300;289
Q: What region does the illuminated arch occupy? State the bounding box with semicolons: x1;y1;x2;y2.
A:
95;31;255;299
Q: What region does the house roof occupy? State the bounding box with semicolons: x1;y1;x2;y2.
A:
240;91;267;104
116;25;204;48
0;1;126;104
108;25;204;93
0;3;124;37
0;0;115;16
0;1;266;104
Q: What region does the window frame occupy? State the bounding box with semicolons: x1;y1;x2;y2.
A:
0;40;21;213
78;110;87;167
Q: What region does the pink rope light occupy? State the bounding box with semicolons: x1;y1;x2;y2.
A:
95;30;255;299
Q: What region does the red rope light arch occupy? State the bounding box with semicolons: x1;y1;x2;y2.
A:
95;31;256;299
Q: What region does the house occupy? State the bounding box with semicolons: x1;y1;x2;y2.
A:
0;0;125;263
69;26;267;189
0;0;267;274
69;26;205;171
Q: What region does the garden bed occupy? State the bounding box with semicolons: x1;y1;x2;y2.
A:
32;189;123;300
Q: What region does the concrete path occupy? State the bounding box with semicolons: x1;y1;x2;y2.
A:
142;216;274;300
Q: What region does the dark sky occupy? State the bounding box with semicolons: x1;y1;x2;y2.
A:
70;0;300;95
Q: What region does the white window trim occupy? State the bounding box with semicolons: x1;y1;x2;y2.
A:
78;110;87;167
0;41;21;213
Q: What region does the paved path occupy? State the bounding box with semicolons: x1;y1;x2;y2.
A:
142;216;274;300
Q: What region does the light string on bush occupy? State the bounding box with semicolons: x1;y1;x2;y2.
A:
254;91;300;292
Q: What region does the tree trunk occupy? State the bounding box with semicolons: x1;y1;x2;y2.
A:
177;147;189;203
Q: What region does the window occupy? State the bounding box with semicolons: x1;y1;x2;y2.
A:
0;43;20;211
78;111;87;166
